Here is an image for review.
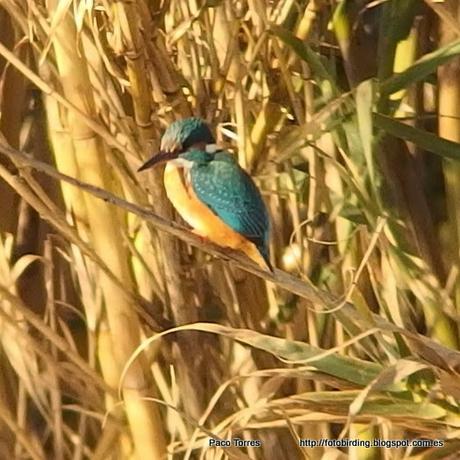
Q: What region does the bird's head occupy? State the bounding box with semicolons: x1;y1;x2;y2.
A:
138;118;216;172
160;118;215;153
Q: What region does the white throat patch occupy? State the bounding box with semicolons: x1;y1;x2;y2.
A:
171;158;194;169
205;143;218;153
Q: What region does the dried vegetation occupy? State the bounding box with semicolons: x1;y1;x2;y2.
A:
0;0;460;459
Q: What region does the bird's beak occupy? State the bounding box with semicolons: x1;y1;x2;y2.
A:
137;151;179;172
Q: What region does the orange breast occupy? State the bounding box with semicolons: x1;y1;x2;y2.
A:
163;164;268;268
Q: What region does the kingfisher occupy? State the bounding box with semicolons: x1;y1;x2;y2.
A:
138;118;273;271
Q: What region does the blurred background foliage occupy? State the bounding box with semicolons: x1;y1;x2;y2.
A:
0;0;460;458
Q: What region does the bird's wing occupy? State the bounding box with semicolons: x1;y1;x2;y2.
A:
190;153;269;248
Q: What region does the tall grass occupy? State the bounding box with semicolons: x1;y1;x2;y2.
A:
0;0;460;459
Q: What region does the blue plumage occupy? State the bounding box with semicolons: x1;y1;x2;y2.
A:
180;150;271;268
161;118;215;152
138;117;273;270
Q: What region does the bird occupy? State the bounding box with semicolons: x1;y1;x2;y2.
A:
138;117;273;272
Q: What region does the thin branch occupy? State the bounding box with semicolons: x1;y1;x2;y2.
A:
0;141;324;301
0;41;139;162
2;142;460;372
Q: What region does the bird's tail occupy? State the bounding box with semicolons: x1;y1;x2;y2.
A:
242;241;273;272
258;245;274;273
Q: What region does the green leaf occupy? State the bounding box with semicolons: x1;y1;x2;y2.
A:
339;202;367;225
331;0;351;44
131;323;395;388
269;25;337;96
376;0;419;81
380;38;460;97
295;390;446;419
356;80;376;188
349;360;429;416
373;113;460;161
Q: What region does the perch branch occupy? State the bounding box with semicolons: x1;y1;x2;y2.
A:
3;142;460;372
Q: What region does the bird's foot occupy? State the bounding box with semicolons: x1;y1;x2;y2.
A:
215;246;233;261
191;228;208;242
